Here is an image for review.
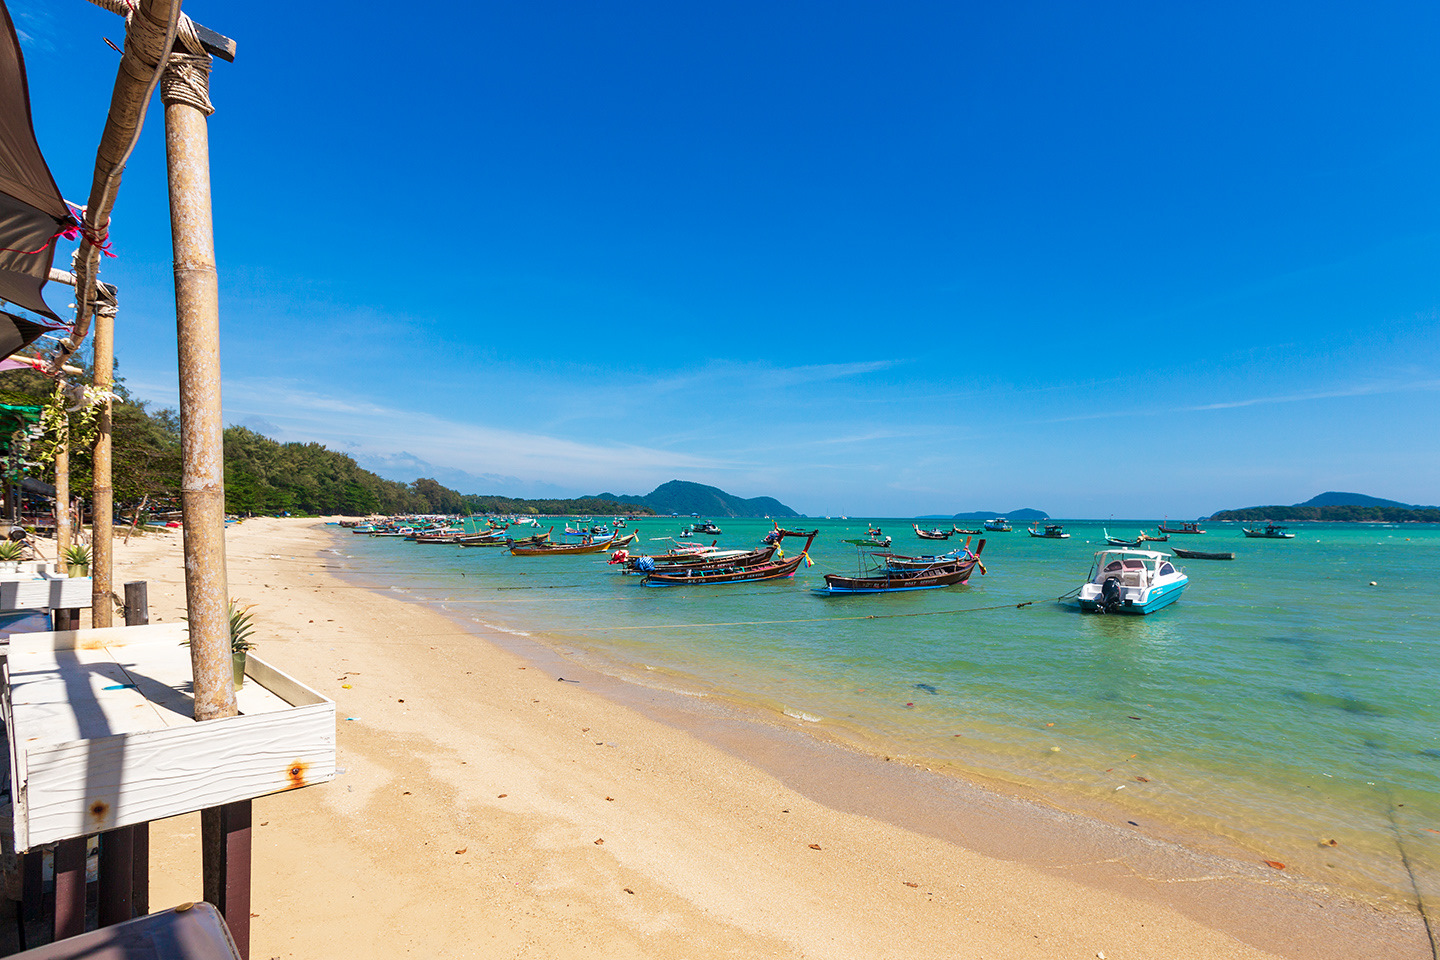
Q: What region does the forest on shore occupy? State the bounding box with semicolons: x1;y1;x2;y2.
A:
0;362;650;518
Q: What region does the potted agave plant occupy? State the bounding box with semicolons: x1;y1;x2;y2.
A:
229;600;258;691
0;539;23;574
63;543;90;578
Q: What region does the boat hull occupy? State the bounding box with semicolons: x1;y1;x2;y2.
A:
818;563;976;594
1078;578;1187;614
641;555;805;586
1170;548;1234;560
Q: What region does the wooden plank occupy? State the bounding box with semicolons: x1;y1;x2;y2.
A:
6;623;336;851
18;701;334;849
0;577;93;611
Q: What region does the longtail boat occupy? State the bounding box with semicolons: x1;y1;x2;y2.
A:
1242;523;1295;539
621;544;778;574
1157;520;1206;534
1027;523;1069;539
1104;529;1143;547
509;532;619;556
818;540;986;594
641;530;818;586
1170;547;1234;560
913;523;952;541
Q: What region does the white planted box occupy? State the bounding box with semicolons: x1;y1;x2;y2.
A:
3;622;335;851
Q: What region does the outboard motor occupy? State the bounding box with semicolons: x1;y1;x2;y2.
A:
1099;576;1123;613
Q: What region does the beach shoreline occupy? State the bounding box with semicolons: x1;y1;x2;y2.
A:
110;518;1429;959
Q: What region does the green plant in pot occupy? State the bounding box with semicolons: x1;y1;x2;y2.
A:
0;539;23;572
62;543;90;577
229;600;258;691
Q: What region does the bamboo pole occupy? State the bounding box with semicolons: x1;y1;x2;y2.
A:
54;382;69;561
92;303;116;627
164;54;232;723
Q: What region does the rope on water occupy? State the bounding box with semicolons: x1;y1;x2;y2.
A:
588;597;1051;632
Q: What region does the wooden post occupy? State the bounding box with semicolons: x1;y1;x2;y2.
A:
202;801;251;959
124;581;149;625
54;382;69;561
91;303;116;628
53;837;86;940
164;40;248;958
97;828;134;926
164;50;231;724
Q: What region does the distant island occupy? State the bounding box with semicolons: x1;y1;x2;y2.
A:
592;480;799;518
1209;491;1440;523
949;508;1050;521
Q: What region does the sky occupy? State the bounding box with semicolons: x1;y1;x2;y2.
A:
7;1;1440;518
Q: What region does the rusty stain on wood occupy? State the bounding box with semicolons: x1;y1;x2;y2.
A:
286;761;308;788
89;799;110;823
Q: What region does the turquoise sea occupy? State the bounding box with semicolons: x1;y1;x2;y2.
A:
327;518;1439;913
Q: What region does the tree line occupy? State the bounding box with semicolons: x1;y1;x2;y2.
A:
1210;505;1440;523
0;359;651;519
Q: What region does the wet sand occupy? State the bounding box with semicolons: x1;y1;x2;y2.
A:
109;518;1429;959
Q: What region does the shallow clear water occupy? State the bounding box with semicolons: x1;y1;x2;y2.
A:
327;518;1440;908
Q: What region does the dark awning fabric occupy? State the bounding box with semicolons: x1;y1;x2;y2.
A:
0;307;49;362
0;0;74;321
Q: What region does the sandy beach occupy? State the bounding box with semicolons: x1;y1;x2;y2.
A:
102;518;1427;960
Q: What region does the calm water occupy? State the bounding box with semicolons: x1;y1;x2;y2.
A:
326;518;1439;910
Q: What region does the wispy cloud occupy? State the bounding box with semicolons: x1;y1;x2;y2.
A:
1032;378;1440;425
221;379;723;491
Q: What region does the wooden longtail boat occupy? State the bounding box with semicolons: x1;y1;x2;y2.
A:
818;540;986;594
1027;523;1069;539
623;544;778;574
1158;520;1206;534
1242;523;1295;539
913;523;952;541
509;533;619;556
641;530;818;586
1170;547;1234;560
952;526;983;535
1104;529;1143;547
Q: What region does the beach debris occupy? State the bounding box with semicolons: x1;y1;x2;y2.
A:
455;847;467;855
1263;860;1286;870
594;838;604;845
341;684;352;689
1322;838;1339;847
1127;715;1142;720
902;881;918;888
402;791;411;796
1135;776;1150;783
905;702;915;708
914;683;938;695
606;796;614;801
497;794;507;798
1114;785;1126;791
344;716;360;721
558;677;580;683
624;888;634;895
809;843;822;850
582;727;590;732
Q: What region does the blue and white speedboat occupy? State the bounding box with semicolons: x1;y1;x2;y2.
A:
1076;549;1188;615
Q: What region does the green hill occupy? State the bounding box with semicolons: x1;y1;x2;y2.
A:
594;480;799;518
952;508;1049;521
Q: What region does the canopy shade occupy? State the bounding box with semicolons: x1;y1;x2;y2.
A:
0;308;50;363
0;0;75;320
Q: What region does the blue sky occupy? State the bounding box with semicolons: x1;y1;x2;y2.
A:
9;1;1439;517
